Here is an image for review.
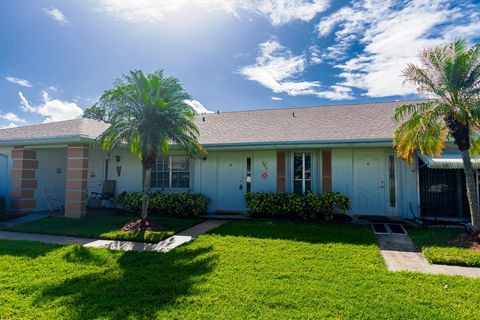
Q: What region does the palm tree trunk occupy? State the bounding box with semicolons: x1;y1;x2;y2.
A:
141;166;152;220
461;150;480;232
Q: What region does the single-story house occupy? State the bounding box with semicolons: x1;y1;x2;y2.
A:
0;100;477;220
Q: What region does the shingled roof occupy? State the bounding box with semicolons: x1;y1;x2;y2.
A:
0;100;420;146
0;118;109;144
194;100;419;145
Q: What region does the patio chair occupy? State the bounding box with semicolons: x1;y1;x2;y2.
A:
89;180;116;208
42;186;63;212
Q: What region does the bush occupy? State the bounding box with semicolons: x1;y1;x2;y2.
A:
0;196;5;217
117;192;209;218
245;191;350;220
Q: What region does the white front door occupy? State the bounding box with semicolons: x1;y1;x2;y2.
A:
353;150;387;215
217;153;247;212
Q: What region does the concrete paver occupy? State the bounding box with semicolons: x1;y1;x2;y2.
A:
0;219;226;253
378;234;480;278
0;214;48;227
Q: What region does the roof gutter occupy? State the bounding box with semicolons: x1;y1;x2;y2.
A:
201;138;393;150
0;136;393;149
0;135;95;147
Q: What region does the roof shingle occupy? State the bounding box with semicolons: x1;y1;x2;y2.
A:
194;100;418;145
0;100;420;146
0;118;109;143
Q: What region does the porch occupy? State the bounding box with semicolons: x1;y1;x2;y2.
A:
9;145;93;218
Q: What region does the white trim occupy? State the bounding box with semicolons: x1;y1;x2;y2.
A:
151;155;191;190
291;151;312;194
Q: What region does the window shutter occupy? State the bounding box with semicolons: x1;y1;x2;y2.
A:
322;150;332;192
277;151;286;193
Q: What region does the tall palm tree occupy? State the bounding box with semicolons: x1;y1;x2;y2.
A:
393;38;480;231
96;70;206;222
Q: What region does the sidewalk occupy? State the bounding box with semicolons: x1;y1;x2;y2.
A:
0;219;226;253
378;234;480;278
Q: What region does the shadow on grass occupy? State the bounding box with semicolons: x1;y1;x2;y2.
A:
35;245;217;319
207;220;376;246
409;228;464;249
0;239;62;258
63;245;109;266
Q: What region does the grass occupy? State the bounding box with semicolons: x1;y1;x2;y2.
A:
1;220;480;319
0;215;202;243
409;227;480;267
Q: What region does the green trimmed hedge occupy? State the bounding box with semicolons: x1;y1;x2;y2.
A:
244;192;350;220
0;196;5;218
117;192;209;218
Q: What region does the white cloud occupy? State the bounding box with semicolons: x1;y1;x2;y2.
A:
254;0;330;25
18;91;83;123
315;0;480;97
43;7;70;26
91;0;330;25
18;92;35;112
0;112;26;124
316;85;353;100
239;39;354;100
184;99;213;114
0;123;18;129
309;45;323;65
239;40;321;96
271;96;283;101
5;76;32;87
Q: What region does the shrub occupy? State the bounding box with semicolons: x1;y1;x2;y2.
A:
0;196;6;218
117;192;209;218
245;191;350;220
116;192;142;213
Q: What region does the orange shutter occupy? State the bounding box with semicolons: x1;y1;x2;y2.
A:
276;151;286;193
322;150;332;192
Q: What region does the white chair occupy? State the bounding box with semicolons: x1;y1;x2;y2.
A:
43;186;63;212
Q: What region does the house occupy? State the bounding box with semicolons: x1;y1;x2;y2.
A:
0;100;476;220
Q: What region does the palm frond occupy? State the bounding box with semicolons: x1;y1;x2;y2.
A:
94;69;205;164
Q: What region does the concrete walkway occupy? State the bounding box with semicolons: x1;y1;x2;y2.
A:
0;213;48;227
378;234;480;278
0;219;226;253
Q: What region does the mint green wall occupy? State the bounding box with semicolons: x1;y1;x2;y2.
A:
252;150;276;193
0;147;12;209
91;146;420;216
331;149;354;213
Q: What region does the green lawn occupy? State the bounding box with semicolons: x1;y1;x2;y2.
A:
409;227;480;267
0;215;202;243
1;220;480;319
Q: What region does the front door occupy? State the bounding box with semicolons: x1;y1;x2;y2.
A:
353;150;387;215
217;153;250;212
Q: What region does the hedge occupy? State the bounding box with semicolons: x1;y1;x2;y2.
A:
116;192;209;218
244;192;350;220
0;196;5;218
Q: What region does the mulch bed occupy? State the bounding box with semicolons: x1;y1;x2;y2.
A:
121;219;166;232
449;232;480;251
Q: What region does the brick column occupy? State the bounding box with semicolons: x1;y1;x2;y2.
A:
10;147;38;212
65;145;89;218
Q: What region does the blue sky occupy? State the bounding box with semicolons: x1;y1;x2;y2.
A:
1;0;479;127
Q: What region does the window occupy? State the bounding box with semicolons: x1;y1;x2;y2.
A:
246;157;252;193
293;152;311;194
388;155;396;207
151;156;190;189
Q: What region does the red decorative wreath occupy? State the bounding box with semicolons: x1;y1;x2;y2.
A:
262;172;268;179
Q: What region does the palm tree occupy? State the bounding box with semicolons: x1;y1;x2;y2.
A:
393;38;480;231
95;70;206;223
